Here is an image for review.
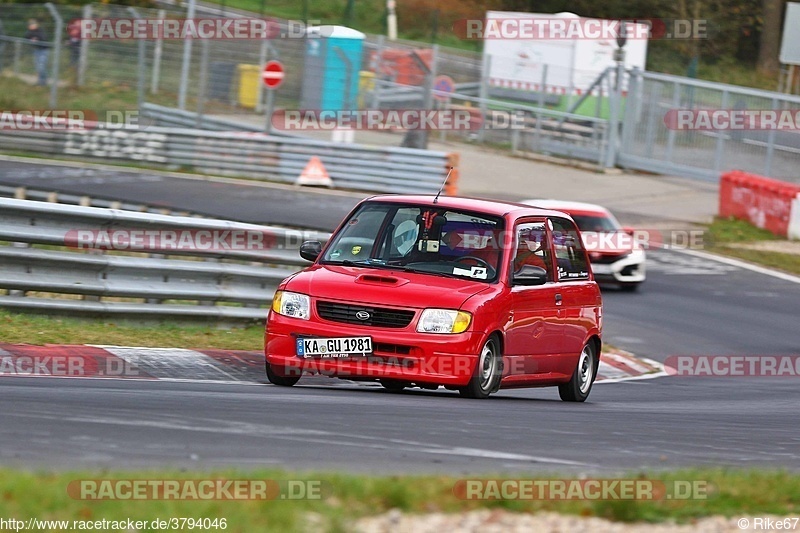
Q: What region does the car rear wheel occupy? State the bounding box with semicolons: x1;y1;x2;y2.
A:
558;342;598;402
459;335;502;399
265;362;300;387
379;379;407;392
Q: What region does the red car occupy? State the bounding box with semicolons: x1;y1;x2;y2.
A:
265;195;603;401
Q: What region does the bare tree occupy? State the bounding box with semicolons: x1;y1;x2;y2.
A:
757;0;784;74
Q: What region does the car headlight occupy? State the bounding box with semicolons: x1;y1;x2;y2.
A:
272;290;310;320
417;309;472;334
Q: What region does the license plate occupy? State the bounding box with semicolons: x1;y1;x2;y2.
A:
296;336;373;358
591;264;613;275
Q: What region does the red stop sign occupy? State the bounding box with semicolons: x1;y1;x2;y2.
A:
262;60;285;89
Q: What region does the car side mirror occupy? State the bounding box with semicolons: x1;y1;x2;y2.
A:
512;265;548;286
299;241;322;262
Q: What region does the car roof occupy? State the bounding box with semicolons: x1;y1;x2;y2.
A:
521;199;612;217
365;195;571;220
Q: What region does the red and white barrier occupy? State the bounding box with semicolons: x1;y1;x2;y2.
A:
719;171;800;239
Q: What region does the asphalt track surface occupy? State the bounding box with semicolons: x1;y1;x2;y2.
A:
1;157;799;473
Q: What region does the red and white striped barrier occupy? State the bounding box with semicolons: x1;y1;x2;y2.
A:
719;170;800;239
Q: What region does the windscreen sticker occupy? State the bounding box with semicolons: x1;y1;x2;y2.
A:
453;266;488;279
351;246;362;255
330;250;341;259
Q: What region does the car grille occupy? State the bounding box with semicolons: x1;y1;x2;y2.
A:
316;301;415;328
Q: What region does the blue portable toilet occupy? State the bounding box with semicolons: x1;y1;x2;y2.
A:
301;26;365;111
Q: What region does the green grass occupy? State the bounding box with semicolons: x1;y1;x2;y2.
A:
0;468;798;532
0;309;264;350
704;216;800;275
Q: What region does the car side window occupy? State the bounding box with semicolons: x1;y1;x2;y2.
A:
550;218;590;281
512;222;553;281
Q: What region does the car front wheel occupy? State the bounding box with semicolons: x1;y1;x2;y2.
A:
459;335;502;399
559;342;598;402
266;362;300;387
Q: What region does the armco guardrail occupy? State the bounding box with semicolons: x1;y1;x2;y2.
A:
0;198;330;320
0;114;457;195
719;171;800;240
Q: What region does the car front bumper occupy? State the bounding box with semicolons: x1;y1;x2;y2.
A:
590;254;646;284
265;311;485;387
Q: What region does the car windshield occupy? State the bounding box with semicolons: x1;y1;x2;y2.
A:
321;202;505;282
570;214;621;232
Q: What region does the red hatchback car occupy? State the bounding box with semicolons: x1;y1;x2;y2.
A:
265;195;603;401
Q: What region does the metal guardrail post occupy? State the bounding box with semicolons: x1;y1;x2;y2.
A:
45;3;62;108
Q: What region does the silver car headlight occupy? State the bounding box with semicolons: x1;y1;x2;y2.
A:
272;290;310;320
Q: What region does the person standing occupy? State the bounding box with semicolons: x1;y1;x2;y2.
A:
24;18;49;86
66;18;81;68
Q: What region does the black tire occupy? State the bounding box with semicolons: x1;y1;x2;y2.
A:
619;282;641;292
379;379;407;392
459;335;503;399
265;361;300;387
558;341;598;402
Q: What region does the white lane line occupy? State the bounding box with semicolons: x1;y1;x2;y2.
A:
675;248;800;284
32;413;587;467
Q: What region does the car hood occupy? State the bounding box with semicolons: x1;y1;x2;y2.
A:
284;265;492;309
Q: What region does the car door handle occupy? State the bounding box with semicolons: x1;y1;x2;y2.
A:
555;293;562;306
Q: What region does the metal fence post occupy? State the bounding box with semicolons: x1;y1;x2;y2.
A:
664;80;680;163
196;39;210;128
78;4;90;87
256;40;270;112
712;89;728;172
371;35;385;109
45;3;62;108
603;60;624;168
764;96;778;176
477;53;490;142
619;67;639;153
178;0;197;110
151;9;165;94
127;7;146;112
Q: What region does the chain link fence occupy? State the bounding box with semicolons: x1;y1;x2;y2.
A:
2;3;799;183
